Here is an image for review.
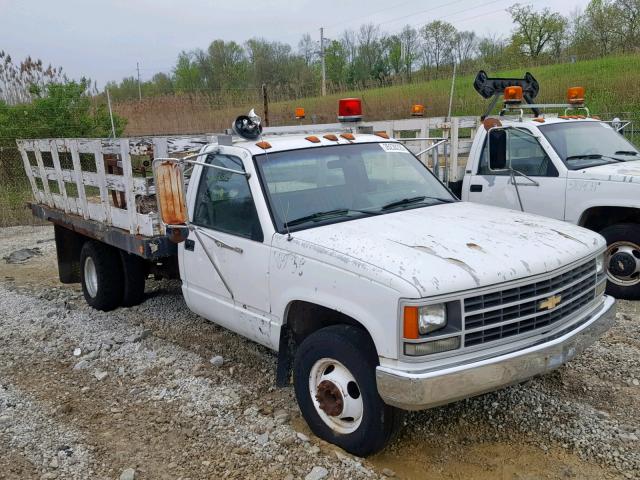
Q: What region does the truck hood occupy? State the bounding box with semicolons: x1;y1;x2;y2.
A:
291;202;604;297
567;160;640;184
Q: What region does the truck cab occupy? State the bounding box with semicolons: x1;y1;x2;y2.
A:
461;116;640;300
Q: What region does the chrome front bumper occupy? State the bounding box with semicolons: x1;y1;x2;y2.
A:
376;295;616;411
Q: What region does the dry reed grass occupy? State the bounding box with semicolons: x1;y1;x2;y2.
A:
114;55;640;136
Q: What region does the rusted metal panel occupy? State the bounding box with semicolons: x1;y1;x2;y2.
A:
30;203;176;259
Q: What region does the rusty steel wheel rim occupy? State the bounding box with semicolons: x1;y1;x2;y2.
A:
605;241;640;287
308;358;363;434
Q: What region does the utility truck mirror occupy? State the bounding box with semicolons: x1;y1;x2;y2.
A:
488;129;508;171
153;160;188;234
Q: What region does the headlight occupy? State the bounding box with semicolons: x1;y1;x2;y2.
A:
418;304;447;334
596;253;605;275
403;304;447;338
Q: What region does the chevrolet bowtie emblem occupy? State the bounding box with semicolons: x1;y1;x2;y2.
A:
539;294;562;310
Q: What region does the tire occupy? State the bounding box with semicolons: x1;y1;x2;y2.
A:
600;223;640;300
293;324;403;457
80;241;124;311
120;251;147;307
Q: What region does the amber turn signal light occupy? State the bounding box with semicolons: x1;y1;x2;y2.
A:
403;306;420;339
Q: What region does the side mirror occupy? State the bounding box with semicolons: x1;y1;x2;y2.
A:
153;160;189;242
488;128;508;171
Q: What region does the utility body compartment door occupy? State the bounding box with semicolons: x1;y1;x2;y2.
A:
464;128;567;220
179;146;278;349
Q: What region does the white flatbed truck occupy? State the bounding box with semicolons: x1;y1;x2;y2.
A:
18;108;616;455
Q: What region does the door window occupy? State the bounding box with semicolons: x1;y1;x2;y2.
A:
478;129;558;177
192;154;263;241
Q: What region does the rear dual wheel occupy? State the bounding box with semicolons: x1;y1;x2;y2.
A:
80;241;147;311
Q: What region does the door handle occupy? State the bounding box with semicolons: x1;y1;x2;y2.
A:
185;239;195;251
470;184;483;192
195;228;243;254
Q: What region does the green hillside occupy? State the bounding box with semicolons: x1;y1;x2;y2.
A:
266;55;640;125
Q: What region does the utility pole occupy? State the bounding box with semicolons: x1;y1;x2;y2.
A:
447;61;457;120
136;62;142;102
320;27;326;97
262;84;269;127
105;87;116;138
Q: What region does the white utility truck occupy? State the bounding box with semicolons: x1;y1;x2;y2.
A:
18;106;615;456
460;71;640;300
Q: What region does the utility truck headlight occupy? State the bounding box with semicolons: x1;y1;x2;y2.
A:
596;253;605;275
403;304;447;338
418;304;447;334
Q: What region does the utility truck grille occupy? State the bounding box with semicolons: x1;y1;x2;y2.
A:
463;259;598;347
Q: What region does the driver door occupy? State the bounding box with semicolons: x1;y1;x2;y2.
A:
180;149;275;348
466;129;567;220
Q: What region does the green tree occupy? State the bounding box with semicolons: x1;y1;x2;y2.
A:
0;80;125;140
508;4;567;58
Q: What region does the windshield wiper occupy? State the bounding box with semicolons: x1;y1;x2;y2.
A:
286;208;379;227
380;195;453;211
565;154;623;163
614;150;638;156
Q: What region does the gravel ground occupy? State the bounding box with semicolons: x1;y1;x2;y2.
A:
0;225;638;480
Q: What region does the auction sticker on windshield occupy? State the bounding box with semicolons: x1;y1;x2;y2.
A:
379;143;406;153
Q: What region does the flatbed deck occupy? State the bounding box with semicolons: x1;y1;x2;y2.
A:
29;202;176;259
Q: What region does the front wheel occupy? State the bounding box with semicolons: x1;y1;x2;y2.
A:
600;223;640;300
293;325;402;456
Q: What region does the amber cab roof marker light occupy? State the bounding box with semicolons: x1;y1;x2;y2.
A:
305;135;321;143
340;133;355;141
255;141;272;149
323;134;338;141
374;131;389;139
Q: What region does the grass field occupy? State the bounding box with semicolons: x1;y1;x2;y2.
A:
115;54;640;135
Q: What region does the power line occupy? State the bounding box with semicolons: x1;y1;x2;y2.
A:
324;0;420;29
377;0;470;27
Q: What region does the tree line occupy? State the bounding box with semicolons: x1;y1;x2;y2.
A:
103;0;640;102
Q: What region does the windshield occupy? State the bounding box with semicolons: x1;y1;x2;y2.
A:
539;121;639;170
254;142;455;232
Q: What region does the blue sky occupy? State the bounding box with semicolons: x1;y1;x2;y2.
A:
1;0;590;87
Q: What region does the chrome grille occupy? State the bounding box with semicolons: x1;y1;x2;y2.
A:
463;259;598;347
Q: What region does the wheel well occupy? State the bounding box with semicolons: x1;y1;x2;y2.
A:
579;207;640;232
275;300;376;388
285;301;372;345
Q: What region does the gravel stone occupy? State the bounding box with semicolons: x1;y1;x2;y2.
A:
209;355;224;367
305;466;328;480
119;468;136;480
